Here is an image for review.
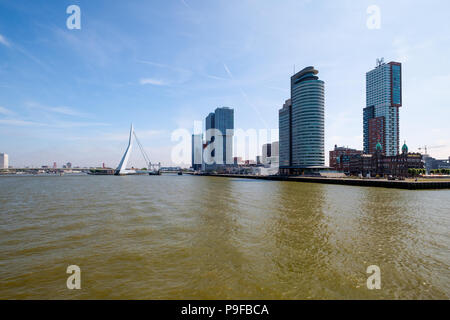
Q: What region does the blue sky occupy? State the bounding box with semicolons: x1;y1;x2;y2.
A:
0;0;449;168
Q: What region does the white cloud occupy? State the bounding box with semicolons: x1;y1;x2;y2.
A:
49;106;89;117
51;121;110;128
0;34;10;47
0;119;44;126
65;129;166;142
139;78;167;86
136;59;191;74
0;118;109;128
0;106;15;116
26;102;91;117
101;129;166;141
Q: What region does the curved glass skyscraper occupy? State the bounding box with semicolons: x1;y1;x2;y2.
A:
279;66;325;175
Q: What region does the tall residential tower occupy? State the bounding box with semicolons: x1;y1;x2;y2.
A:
363;59;402;156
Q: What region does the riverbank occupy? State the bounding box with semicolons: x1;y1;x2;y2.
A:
194;173;450;190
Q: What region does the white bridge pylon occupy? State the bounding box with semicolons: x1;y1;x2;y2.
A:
115;124;135;175
115;123;160;175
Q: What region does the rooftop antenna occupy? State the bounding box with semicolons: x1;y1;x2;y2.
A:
376;57;384;67
293;64;295;75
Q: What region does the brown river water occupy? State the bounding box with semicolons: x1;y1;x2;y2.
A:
0;174;449;299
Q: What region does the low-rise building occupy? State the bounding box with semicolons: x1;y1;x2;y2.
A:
423;155;450;172
329;145;363;172
349;142;423;177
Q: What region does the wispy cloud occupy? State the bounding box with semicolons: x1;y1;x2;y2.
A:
0;118;109;128
26;102;91;117
66;129;166;142
204;74;228;81
0;106;15;116
136;59;188;72
0;34;10;47
137;59;228;84
181;0;191;9
0;119;44;127
223;63;269;128
51;121;110;128
0;102;107;130
223;63;233;78
139;78;168;86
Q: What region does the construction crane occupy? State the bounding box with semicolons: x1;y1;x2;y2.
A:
417;145;445;155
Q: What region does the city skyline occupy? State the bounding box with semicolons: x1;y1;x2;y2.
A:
1;1;450;168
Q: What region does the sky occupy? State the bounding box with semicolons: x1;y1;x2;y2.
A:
0;0;449;168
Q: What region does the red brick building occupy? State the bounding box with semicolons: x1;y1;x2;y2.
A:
329;145;363;172
349;143;423;177
368;116;385;154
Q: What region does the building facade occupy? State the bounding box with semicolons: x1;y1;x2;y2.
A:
0;153;8;169
363;59;402;156
423;155;450;172
349;143;423;177
271;141;279;157
191;134;203;171
279;99;292;168
269;141;279;167
329;145;363;172
204;107;234;171
368;116;385;154
279;67;325;175
262;143;271;165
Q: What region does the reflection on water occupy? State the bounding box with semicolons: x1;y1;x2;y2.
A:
0;175;448;299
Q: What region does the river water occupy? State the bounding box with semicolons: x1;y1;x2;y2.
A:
0;175;449;299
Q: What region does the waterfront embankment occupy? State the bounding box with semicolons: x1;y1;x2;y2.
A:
196;174;450;190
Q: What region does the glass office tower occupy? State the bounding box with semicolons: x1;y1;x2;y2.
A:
204;107;234;171
279;66;325;175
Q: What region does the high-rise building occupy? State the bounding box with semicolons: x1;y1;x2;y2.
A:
262;143;272;165
364;59;402;156
0;153;8;169
271;141;279;157
279;99;292;168
191;134;203;171
279;66;325;175
262;141;279;167
204;107;234;171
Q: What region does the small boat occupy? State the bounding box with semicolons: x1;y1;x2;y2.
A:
178;171;183;175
